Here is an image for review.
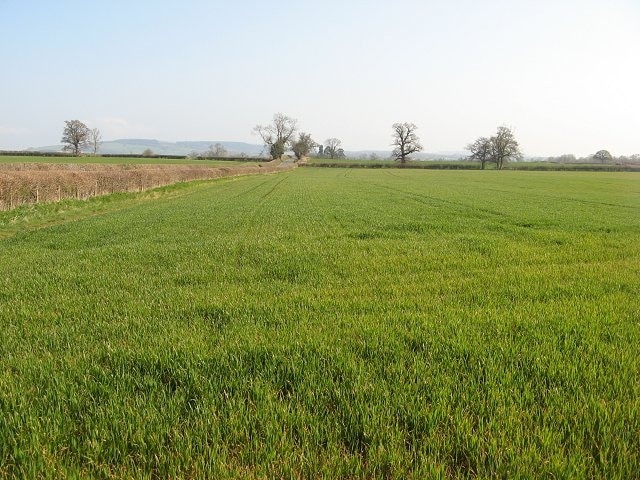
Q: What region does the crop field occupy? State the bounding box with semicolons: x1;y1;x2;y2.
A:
0;168;638;478
304;157;640;171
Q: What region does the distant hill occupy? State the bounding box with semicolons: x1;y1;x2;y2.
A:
28;139;267;156
26;139;470;160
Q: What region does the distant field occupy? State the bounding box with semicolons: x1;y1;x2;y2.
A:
0;169;638;478
0;155;259;166
305;157;640;171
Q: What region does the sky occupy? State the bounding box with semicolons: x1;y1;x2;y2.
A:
0;0;638;157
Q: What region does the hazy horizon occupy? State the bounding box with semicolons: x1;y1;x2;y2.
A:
1;0;638;157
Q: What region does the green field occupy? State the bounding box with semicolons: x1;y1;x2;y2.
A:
0;169;638;478
0;155;259;166
304;158;640;171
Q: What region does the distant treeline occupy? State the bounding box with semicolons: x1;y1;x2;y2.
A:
0;151;265;162
302;161;479;170
546;153;640;164
0;151;79;157
507;163;639;172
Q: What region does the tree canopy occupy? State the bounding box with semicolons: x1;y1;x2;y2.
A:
61;120;90;155
254;113;298;160
593;150;613;164
467;136;492;169
324;138;344;159
391;123;422;163
467;126;522;170
490;126;522;170
292;132;316;160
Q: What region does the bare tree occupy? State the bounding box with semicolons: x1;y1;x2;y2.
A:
88;128;102;155
557;154;577;163
593;149;612;164
324;138;342;159
253;113;297;160
489;126;522;170
61;120;90;155
292;132;316;160
142;148;154;157
391;122;423;163
208;143;228;157
466;136;492;169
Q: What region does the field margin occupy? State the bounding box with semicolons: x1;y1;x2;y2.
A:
0;160;293;211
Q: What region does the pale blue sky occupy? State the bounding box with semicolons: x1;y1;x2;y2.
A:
1;0;638;156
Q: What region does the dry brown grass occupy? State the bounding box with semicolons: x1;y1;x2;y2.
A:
0;162;289;210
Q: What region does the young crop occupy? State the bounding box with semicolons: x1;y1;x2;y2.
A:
0;169;638;478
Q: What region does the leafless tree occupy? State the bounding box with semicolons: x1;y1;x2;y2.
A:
489;126;522;170
208;143;228;157
142;148;154;157
593;149;612;164
88;128;102;155
292;132;316;160
324;138;342;159
253;113;297;160
391;123;423;163
467;136;492;169
556;154;577;163
61;120;90;155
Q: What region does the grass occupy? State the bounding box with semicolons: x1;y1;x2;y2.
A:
0;155;260;166
304;157;640;171
0;169;638;478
